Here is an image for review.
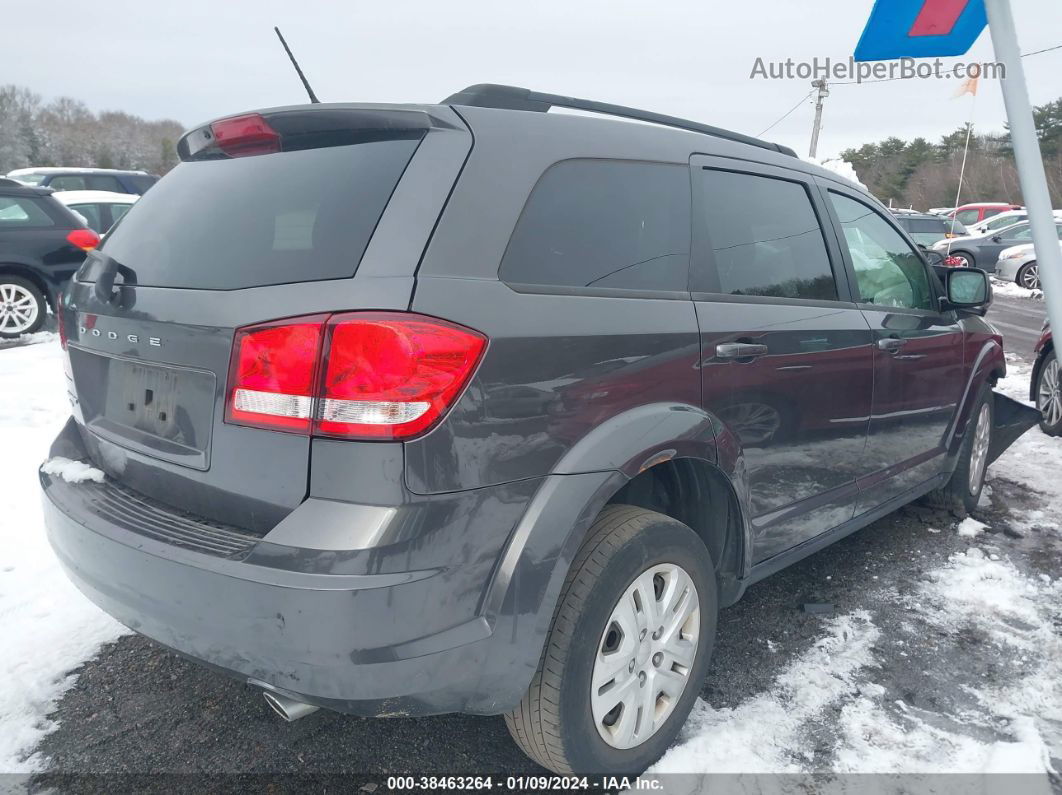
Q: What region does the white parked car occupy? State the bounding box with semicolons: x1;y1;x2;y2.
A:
994;241;1062;291
53;190;137;235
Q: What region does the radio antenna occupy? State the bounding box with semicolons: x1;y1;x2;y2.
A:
274;26;320;104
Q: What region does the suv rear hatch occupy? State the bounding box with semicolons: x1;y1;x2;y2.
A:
62;104;471;532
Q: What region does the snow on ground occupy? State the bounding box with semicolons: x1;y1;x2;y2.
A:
991;277;1043;301
0;336;126;772
651;358;1062;783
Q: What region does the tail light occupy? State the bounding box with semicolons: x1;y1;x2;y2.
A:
211;113;281;158
66;228;100;251
225;312;486;440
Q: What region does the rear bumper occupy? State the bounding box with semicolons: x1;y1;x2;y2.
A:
41;419;621;716
43;470;495;716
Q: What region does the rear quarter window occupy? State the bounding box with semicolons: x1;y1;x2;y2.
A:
95;138;421;290
499;159;691;293
0;196;55;227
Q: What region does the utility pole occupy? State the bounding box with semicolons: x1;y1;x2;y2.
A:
984;0;1062;343
808;79;829;159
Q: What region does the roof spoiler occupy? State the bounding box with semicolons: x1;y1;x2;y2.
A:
443;83;798;158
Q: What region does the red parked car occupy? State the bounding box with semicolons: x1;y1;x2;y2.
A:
949;203;1023;227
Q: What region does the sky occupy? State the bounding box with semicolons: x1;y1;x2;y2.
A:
3;0;1061;160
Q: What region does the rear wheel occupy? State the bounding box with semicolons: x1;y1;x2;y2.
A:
924;383;993;515
0;276;45;338
505;505;717;775
1017;262;1040;291
1036;351;1062;436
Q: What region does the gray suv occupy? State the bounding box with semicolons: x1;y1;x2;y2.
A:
40;85;1034;775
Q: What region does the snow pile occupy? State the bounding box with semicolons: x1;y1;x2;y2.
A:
956;517;987;537
41;457;105;485
652;612;880;773
991;277;1044;300
0;331;59;349
804;157;867;189
0;340;126;772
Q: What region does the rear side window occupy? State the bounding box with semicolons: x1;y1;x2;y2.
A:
126;175;158;193
87;175;123;192
499;160;690;292
96;139;421;290
904;218;946;234
49;176;88;191
0;196;55;227
69;203;103;232
696;169;838;301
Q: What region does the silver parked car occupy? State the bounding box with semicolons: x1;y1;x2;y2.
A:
995;240;1062;291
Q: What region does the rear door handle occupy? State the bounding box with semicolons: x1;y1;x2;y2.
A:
716;342;769;360
877;337;906;353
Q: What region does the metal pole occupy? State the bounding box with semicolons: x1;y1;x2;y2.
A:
984;0;1062;335
809;79;828;159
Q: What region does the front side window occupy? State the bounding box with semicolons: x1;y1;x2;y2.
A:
829;192;933;311
0;197;54;227
500;160;691;292
696;169;837;301
1007;225;1034;241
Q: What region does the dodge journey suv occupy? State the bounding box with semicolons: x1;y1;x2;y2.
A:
41;85;1036;775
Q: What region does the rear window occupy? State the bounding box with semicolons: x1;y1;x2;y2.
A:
499;160;691;292
95;139;420;290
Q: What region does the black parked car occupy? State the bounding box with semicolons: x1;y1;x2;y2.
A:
6;167;159;195
41;86;1037;775
891;211;967;247
0;179;98;337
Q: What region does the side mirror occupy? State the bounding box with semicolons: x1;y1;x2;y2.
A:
942;267;991;314
991;235;1002;243
923;250;945;267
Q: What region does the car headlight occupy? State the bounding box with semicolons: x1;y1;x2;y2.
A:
1003;250;1028;260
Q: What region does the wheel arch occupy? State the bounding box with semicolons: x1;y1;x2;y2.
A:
0;263;53;309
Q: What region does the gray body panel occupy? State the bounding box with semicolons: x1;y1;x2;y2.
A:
41;97;1010;716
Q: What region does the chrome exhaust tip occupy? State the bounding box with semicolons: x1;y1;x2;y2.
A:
262;690;320;722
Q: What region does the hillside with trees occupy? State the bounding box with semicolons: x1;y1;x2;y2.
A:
0;85;183;176
841;97;1062;210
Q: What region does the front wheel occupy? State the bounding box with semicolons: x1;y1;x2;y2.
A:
949;251;973;269
1036;351;1062;436
1017;262;1040;291
505;505;717;775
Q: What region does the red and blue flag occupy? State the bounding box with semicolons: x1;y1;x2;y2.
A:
854;0;987;61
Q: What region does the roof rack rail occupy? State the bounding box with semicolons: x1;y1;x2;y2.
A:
442;84;798;158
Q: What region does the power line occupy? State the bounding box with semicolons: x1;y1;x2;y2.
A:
1023;43;1062;58
757;90;814;137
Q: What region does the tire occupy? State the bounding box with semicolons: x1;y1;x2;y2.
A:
924;382;993;515
505;505;717;776
949;251;973;269
0;276;46;338
1017;262;1040;291
1036;351;1062;436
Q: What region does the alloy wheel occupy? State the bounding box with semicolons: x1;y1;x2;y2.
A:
0;283;40;335
1038;358;1062;428
591;563;700;750
968;402;992;495
1019;263;1040;291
